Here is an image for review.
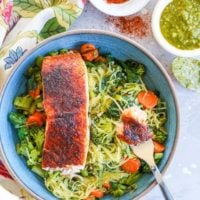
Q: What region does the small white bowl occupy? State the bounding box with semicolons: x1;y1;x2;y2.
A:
89;0;151;16
152;0;200;57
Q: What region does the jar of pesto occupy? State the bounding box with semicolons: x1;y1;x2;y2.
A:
160;0;200;50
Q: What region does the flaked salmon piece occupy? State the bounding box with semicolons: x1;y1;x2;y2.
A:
121;106;147;125
41;52;89;174
117;106;152;145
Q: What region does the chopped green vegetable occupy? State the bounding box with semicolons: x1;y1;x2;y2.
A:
59;48;68;54
48;51;58;56
34;71;42;82
154;153;164;160
27;149;41;166
9;112;26;128
153;128;167;144
35;98;43;110
32;165;45;177
35;56;44;67
117;59;145;83
85;61;97;68
120;173;141;186
27;75;36;90
29;101;37;114
14;95;33;111
110;182;127;197
29;127;45;150
17;127;29;140
16;142;28;157
80;169;88;177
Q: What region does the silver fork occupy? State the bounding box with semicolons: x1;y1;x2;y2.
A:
131;139;174;200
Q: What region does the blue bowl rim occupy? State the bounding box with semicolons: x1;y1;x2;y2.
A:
0;29;180;200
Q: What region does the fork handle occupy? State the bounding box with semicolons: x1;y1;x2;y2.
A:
151;165;174;200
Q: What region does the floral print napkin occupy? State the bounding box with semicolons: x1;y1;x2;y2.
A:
0;0;85;86
0;0;86;198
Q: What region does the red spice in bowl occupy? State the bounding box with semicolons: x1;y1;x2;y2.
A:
106;14;151;38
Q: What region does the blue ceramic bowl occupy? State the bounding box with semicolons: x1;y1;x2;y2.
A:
0;30;179;200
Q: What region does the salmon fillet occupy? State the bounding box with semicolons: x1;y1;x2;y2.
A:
117;106;152;145
41;52;89;173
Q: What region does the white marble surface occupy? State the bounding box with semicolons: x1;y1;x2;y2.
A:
69;1;200;200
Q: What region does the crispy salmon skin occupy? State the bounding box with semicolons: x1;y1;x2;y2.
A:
41;52;89;173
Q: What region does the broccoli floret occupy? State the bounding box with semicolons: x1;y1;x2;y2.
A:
110;182;127;197
27;149;41;166
27;75;37;90
29;127;45;150
125;60;145;76
14;95;34;111
29;101;37;115
154;153;164;160
9;112;26;128
48;51;58;56
34;71;42;82
119;173;141;186
59;48;68;54
109;174;140;197
110;179;137;197
85;61;97;68
35;97;43;110
153;128;167;144
32;165;45;177
117;59;145;83
34;130;45;150
17;136;34;157
17;127;29;140
16;140;29;158
35;56;44;67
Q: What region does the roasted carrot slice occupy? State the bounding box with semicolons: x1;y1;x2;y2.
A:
153;141;165;153
91;189;104;198
80;43;96;54
82;49;99;61
103;182;111;190
26;111;45;126
121;158;141;173
29;86;40;100
137;91;158;109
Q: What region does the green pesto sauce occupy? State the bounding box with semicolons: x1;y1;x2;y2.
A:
160;0;200;50
172;57;200;90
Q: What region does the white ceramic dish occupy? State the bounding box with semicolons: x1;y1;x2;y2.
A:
152;0;200;57
89;0;151;16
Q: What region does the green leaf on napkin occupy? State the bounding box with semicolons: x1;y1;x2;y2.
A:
53;3;82;28
14;0;82;22
39;17;66;39
13;0;43;17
